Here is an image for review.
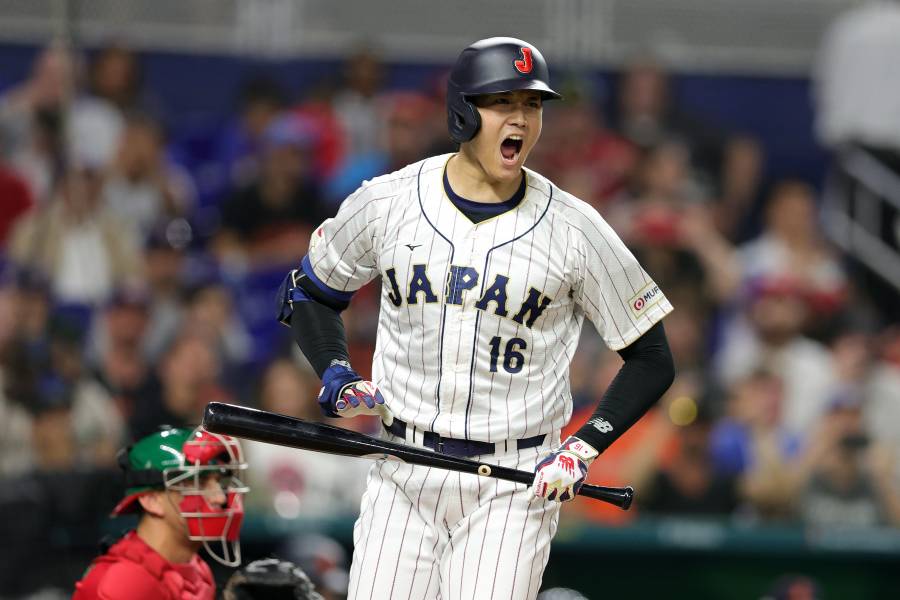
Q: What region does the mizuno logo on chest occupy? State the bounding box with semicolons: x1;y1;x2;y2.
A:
383;264;552;329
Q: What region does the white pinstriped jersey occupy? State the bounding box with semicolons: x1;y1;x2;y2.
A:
306;153;673;443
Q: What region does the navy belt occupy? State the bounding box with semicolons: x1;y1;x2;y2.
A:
383;418;545;458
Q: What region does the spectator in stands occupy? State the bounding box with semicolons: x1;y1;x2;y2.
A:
531;90;638;209
0;337;39;476
738;180;848;329
0;42;123;198
0;270;53;456
215;76;288;195
613;55;726;190
183;277;252;368
137;223;188;359
88;286;153;429
102;113;195;240
28;375;79;472
1;331;53;477
3;96;65;204
8;155;143;306
1;315;124;475
659;292;708;376
612;140;741;310
325;91;437;204
710;370;802;518
0;282;14;354
242;357;369;519
0;161;33;248
215;113;325;268
87;42;162;119
639;406;740;516
45;312;125;467
714;135;766;243
293;88;347;183
128;331;232;440
851;328;900;483
332;44;387;157
797;393;900;528
1;268;51;364
716;277;836;442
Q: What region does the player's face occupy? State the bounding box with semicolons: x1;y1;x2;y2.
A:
469;90;543;182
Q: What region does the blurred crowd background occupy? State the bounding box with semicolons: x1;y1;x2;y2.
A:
1;1;900;598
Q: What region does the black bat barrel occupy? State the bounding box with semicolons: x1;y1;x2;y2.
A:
203;402;633;510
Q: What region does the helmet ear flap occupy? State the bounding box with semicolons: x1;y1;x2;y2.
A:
447;92;481;144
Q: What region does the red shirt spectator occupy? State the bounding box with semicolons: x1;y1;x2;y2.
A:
0;164;33;247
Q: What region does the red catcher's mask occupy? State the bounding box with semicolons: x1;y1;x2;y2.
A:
164;429;248;567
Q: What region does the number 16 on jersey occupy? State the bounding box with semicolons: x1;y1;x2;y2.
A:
488;336;527;373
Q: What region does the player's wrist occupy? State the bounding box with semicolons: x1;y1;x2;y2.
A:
560;436;599;466
318;360;363;417
322;359;358;382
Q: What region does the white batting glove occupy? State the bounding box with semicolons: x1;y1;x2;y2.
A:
532;437;599;502
334;380;394;425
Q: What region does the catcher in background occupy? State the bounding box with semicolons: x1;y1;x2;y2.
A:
73;427;249;600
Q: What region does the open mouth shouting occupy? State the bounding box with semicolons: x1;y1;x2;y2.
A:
500;134;524;166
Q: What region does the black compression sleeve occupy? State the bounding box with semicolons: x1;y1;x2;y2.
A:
290;300;350;378
296;274;351;312
574;321;675;453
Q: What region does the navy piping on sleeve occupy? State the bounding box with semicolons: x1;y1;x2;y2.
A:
301;254;356;303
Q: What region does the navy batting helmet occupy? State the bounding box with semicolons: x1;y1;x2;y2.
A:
446;37;562;144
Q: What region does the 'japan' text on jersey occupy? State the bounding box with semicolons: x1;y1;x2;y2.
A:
305;154;673;442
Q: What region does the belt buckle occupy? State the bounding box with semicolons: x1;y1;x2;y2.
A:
435;436;445;454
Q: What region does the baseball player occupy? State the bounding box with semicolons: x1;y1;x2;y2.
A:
73;427;249;600
277;37;675;600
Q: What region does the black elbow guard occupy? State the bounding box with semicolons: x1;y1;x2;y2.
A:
276;269;312;327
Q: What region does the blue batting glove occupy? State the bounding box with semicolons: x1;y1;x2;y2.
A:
318;361;392;423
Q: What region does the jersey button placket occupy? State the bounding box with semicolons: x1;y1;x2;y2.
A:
455;234;478;378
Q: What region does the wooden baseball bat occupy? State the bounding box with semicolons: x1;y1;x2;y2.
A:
202;402;633;510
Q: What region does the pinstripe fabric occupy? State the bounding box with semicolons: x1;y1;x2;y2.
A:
347;435;559;600
307;154;672;443
307;153;673;599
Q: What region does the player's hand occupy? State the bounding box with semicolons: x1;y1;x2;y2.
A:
318;361;393;424
531;437;598;502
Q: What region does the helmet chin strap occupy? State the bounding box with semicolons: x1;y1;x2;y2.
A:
202;537;241;568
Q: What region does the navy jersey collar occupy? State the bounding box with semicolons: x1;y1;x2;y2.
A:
442;168;526;219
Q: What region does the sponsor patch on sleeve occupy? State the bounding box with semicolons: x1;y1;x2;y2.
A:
308;221;328;254
628;281;666;318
